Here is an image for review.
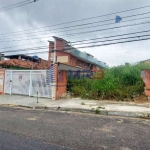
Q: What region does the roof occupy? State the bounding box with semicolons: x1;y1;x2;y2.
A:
53;36;68;43
0;58;48;69
65;49;108;68
5;54;39;62
86;53;94;57
48;40;54;43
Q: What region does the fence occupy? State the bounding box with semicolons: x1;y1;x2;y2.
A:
4;69;56;99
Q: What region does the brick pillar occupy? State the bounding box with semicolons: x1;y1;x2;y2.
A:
52;64;58;100
57;71;67;98
48;41;54;67
53;37;66;51
0;69;5;94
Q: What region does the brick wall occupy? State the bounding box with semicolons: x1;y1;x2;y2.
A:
55;39;64;51
57;71;67;98
48;42;54;67
0;70;5;94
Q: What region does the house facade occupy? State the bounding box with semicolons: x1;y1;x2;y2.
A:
48;36;108;71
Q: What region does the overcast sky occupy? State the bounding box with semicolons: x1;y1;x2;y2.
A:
0;0;150;67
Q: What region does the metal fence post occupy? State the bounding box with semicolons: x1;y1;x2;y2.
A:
10;70;13;95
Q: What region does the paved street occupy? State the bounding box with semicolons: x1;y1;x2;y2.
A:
0;106;150;150
0;130;69;150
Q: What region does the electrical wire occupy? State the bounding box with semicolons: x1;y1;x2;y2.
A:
64;37;150;50
1;34;150;54
1;29;150;52
9;36;150;56
69;34;150;46
0;41;45;50
0;0;31;10
0;46;48;53
1;3;150;35
0;0;37;13
71;29;150;43
1;14;150;41
1;20;150;42
1;11;150;39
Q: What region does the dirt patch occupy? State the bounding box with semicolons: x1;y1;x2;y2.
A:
133;95;149;103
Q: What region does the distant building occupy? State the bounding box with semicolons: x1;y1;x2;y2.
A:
140;59;150;65
0;53;4;61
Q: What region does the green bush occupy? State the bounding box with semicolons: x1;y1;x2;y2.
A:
67;63;150;100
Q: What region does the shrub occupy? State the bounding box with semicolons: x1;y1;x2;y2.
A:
67;63;150;100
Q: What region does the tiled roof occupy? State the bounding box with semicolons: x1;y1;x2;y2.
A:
0;59;48;69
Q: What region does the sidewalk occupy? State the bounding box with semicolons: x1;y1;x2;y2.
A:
0;94;150;118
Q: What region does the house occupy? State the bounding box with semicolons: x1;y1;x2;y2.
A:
0;53;4;61
140;59;150;65
0;54;48;69
48;36;108;71
48;36;108;98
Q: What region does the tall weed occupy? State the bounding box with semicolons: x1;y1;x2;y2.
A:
67;63;150;100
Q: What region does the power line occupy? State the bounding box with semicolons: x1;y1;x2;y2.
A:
71;29;150;43
1;20;150;42
0;0;30;10
64;37;150;50
1;11;150;39
0;46;48;53
56;20;150;37
0;0;37;13
9;37;150;56
70;34;150;46
0;41;45;50
1;4;150;35
0;29;148;52
1;12;150;40
1;29;150;52
1;34;150;54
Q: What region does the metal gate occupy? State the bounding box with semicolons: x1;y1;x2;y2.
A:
4;70;56;99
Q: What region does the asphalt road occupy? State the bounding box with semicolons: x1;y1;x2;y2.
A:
0;106;150;150
0;130;69;150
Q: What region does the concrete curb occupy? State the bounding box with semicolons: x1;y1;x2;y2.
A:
47;107;150;119
1;104;150;119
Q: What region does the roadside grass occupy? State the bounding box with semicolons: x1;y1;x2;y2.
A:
95;108;100;114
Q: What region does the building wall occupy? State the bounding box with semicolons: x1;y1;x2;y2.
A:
48;38;100;72
0;70;5;94
57;71;67;98
55;39;66;51
56;51;70;65
48;42;54;67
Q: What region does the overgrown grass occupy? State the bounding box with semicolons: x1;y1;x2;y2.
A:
67;63;150;100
